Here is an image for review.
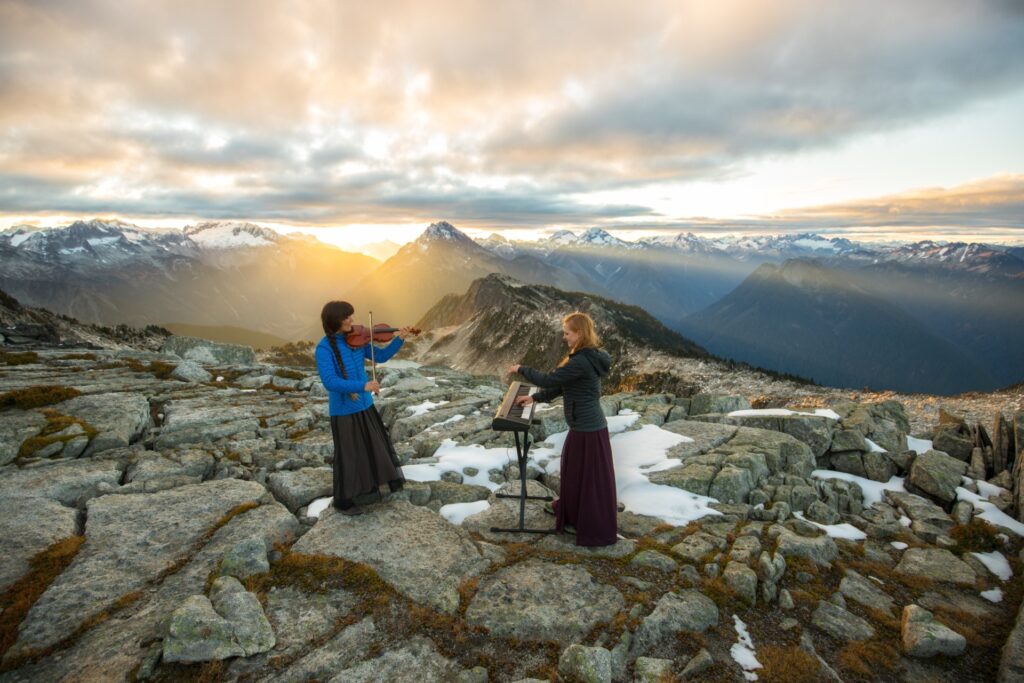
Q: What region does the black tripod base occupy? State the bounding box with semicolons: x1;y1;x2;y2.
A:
495;493;553;501
490;429;557;534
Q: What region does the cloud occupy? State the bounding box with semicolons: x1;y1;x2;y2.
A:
1;1;1023;227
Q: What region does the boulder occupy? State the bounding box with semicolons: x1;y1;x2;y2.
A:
908;450;968;504
839;569;895;616
162;595;245;663
812;601;875;641
170;361;213;383
932;425;974;462
220;538;270;579
773;526;838;566
55;392;150;456
723;561;758;605
209;576;275;656
0;409;47;466
266;467;333;512
901;605;966;658
630;550;678;572
630;590;719;656
293;500;490;615
895;548;976;586
465;559;623;644
0;457;124;506
557;644;612;683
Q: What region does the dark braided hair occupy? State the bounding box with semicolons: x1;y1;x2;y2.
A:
321;300;355;380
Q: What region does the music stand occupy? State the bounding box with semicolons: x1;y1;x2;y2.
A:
490;427;557;534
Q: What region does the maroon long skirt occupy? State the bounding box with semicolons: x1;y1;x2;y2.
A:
554;428;618;547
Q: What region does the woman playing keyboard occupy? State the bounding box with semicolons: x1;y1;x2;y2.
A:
507;311;617;547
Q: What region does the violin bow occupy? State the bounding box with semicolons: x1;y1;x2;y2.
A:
368;310;378;390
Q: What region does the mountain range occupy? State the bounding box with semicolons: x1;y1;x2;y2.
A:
2;218;1022;394
407;272;709;391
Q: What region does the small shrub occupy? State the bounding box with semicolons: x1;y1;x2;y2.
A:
0;385;81;410
950;519;1001;554
58;353;98;361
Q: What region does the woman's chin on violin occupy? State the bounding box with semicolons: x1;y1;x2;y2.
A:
315;300;419;517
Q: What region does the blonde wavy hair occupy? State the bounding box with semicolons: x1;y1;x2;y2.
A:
557;312;601;367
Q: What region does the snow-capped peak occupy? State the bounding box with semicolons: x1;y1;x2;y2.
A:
578;228;628;248
417;221;474;245
183;221;279;249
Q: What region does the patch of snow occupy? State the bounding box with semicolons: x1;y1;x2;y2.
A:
976;479;1008;498
957;486;1024;536
429;414;465;429
607;410;642;433
385;359;422;370
404;421;721;527
971;551;1013;581
307;496;332;517
981;588;1004;603
812;470;906;506
891;541;908;550
10;232;33;247
865;438;887;453
899;516;912;527
728;408;839;420
906;436;934;455
794;511;867;540
730;615;762;681
440;500;490;525
406;399;449;416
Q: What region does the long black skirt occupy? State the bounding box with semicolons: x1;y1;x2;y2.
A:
329;406;405;509
553;428;618;547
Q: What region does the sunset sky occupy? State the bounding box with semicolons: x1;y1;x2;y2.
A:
2;0;1023;247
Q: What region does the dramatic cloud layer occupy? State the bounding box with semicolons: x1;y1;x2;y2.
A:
1;0;1023;234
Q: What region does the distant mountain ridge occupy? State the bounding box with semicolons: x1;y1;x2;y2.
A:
408;272;710;390
680;259;1000;395
0;219;380;340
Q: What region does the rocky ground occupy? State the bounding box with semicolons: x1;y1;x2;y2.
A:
1;336;1023;682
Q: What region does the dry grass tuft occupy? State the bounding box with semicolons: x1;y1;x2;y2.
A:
836;640;899;678
758;644;822;683
0;536;86;663
0;385;81;411
0;351;39;366
949;519;1001;554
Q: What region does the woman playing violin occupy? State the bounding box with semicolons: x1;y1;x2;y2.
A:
317;300;414;516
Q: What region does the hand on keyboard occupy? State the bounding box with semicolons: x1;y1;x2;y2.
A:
514;395;534;406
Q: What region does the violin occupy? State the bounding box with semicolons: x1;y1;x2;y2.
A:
345;323;421;348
